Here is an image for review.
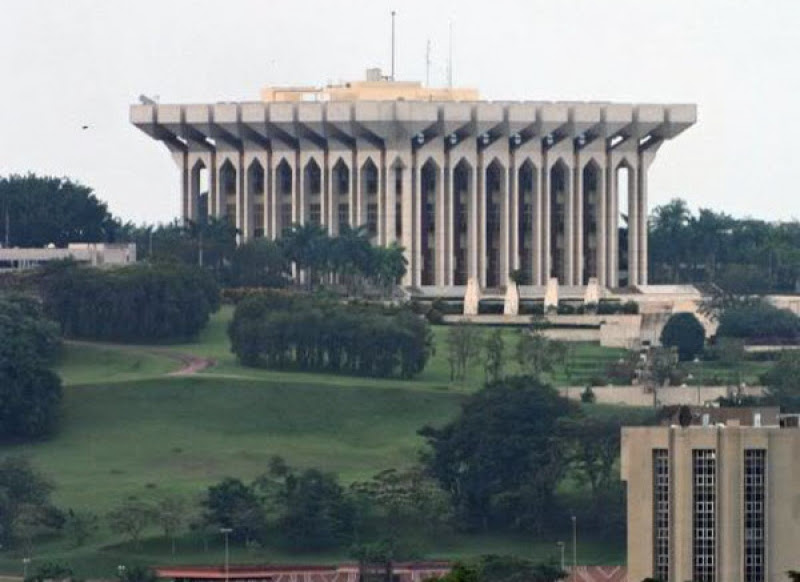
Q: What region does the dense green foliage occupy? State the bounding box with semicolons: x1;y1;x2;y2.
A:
660;312;705;361
763;351;800;411
0;174;121;247
229;294;432;378
716;301;800;344
420;376;578;532
40;262;220;342
649;198;800;292
0;456;56;546
0;294;63;440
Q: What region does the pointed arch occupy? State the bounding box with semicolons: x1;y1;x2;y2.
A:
485;158;506;288
517;158;537;284
420;158;440;286
190;158;209;221
452;158;474;285
549;158;570;283
582;159;602;284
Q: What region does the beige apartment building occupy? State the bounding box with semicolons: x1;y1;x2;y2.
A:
130;70;695;293
622;408;800;582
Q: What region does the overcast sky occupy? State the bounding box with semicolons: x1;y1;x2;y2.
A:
1;0;799;224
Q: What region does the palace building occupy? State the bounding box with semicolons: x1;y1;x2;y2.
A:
131;69;695;294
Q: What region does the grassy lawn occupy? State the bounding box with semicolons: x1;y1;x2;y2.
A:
0;306;659;575
56;343;180;386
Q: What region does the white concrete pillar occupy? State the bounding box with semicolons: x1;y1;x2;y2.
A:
509;155;520;275
596;163;607;288
238;149;247;242
413;156;423;287
573;162;584;286
606;160;618;288
477;152;487;288
563;162;575;286
540;154;551;285
627;161;639;288
435;159;447;287
397;155;413;287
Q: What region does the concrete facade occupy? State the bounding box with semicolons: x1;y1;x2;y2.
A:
621;411;800;582
131;72;695;292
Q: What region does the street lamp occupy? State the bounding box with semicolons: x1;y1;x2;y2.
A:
220;527;233;582
117;565;127;580
22;557;31;579
571;515;577;574
556;541;565;572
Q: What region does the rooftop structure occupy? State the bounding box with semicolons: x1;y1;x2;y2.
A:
0;243;136;271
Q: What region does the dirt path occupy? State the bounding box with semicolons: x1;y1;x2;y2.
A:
64;340;216;377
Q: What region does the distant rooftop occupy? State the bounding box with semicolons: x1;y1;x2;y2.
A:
261;68;479;103
661;406;800;429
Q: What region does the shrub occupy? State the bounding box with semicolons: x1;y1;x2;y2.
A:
40;263;220;342
580;385;596;403
717;301;800;344
228;295;433;378
660;312;706;361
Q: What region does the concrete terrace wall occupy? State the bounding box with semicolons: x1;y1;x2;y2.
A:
559;385;765;407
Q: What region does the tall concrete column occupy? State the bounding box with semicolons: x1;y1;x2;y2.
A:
381;150;393;246
596;163;607;288
563;161;575;286
395;154;413;287
467;163;479;282
435;157;447;287
627;161;640;288
174;150;190;225
321;150;330;234
540;153;551;284
638;150;658;286
412;157;422;287
573;162;584;286
476;152;487;288
264;151;273;239
606;161;618;288
238;149;247;242
509;155;520;276
531;163;542;286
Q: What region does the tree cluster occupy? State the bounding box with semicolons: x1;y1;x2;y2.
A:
650;198;800;293
431;555;564;582
0;294;63;440
0;174;122;248
228;293;432;378
716;300;800;345
38;262;220;342
660;312;705;361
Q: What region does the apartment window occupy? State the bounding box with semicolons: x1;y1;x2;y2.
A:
653;449;670;582
744;449;766;582
693;449;717;582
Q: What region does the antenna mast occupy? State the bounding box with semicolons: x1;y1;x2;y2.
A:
447;20;453;89
391;10;397;81
425;39;431;87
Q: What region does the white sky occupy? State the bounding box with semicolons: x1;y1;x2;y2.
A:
1;0;799;224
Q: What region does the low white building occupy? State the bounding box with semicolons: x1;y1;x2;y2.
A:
0;243;137;270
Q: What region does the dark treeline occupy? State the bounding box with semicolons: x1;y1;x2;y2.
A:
0;174;122;247
38;262;220;342
229;292;432;378
650;198;800;292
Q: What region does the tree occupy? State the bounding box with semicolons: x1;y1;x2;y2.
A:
0;174;120;248
203;478;266;543
660;312;705;361
787;571;800;582
763;351;800;411
227;238;290;288
279;469;355;550
716;301;800;345
63;509;99;548
483;329;505;383
154;494;187;554
0;294;63;440
420;376;577;532
446;323;482;382
515;329;566;380
0;457;54;546
107;499;156;548
561;417;621;501
39;262;220;342
26;562;74;582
